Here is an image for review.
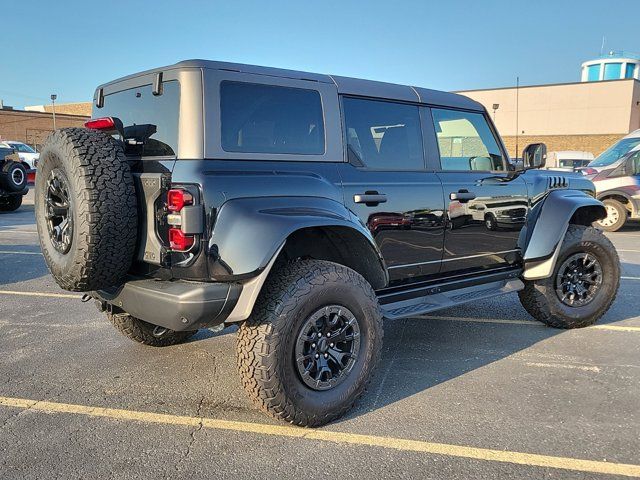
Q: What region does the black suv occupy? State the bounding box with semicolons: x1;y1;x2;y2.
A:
35;60;620;426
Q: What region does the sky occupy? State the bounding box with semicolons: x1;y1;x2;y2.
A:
1;0;639;109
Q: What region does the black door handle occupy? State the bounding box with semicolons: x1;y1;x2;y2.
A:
449;190;476;202
354;192;387;206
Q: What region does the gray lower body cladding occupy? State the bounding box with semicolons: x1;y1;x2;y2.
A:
95;278;241;331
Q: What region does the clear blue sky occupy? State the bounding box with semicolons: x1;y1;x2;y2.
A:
2;0;639;108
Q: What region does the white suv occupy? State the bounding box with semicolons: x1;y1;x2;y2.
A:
0;141;39;169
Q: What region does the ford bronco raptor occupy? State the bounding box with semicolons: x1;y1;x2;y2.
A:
35;60;620;427
0;146;28;212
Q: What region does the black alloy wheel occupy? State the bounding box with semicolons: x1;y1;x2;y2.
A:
45;169;73;254
555;252;603;307
294;305;361;391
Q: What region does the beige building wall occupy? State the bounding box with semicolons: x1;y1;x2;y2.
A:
25;102;92;117
456;79;640;157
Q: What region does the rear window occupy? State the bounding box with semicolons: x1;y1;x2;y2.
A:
97;80;180;157
220;81;325;155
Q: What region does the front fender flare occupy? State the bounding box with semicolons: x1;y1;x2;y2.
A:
207;196;386;282
520;190;606;280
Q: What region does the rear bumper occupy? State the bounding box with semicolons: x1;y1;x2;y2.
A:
95;278;241;331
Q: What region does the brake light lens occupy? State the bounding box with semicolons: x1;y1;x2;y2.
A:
167;189;193;212
168;228;194;251
84;117;116;130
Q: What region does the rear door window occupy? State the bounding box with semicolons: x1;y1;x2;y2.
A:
220;81;325;155
97;81;180;157
342;97;424;170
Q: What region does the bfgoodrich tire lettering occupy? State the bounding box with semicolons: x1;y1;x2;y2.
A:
236;259;383;427
519;225;620;329
35;128;137;291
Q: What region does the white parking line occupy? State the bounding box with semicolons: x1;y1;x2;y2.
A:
0;250;41;255
525;362;601;373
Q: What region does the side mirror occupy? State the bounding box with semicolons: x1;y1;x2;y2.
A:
522;143;547;170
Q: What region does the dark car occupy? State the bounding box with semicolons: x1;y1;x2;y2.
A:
34;60;619;426
0;146;29;211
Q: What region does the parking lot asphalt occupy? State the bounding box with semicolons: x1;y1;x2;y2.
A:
1;190;639;479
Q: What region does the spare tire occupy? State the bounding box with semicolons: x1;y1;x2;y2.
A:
35;128;138;291
0;161;28;192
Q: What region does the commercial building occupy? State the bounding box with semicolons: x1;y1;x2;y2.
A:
457;52;640;158
0;107;88;149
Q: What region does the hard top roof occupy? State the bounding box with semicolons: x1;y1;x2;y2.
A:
98;59;484;111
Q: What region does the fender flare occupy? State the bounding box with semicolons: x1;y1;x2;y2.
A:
207;196;387;283
520;190;606;280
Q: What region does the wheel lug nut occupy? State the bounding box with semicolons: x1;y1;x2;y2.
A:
315;354;319;359
326;332;330;338
311;343;316;349
330;343;334;348
324;353;328;358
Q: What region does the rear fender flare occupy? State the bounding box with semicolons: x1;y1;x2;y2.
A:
520;190;606;280
207;196;387;284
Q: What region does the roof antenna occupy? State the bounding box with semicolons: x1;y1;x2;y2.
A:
600;36;606;56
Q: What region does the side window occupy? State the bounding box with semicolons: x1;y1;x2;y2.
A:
630;152;640;175
432;108;505;172
342;97;424;170
220;81;325;155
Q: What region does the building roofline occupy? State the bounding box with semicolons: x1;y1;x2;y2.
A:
0;108;89;119
454;77;640;93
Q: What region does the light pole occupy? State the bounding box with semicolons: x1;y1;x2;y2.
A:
50;94;57;130
492;103;499;122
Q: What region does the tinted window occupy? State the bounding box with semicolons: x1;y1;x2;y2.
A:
220;82;324;155
97;81;180;157
342;97;424;170
432;108;505;171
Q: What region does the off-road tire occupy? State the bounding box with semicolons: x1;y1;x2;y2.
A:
519;225;619;329
35;128;137;291
236;259;383;427
0;195;22;212
0;162;27;192
594;198;627;232
108;312;197;347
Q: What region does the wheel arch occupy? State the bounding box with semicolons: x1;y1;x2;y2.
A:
208;196;388;287
520;190;606;280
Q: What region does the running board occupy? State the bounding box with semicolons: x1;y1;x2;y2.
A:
379;278;524;320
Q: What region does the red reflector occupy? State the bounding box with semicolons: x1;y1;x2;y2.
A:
167;189;193;212
582;167;598;176
169;228;194;251
84;117;116;130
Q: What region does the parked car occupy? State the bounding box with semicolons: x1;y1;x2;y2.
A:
582;129;640;175
1;141;39;169
34;60;619;427
546;151;594;172
589;149;640;231
0;146;28;211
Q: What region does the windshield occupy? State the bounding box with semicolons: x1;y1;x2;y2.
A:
590;137;640;167
10;143;36;153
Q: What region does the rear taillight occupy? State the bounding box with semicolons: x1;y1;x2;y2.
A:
84;117;116;130
167;189;193;212
168;228;194;251
166;188;195;251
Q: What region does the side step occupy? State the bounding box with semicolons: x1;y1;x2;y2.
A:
379;278;524;320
